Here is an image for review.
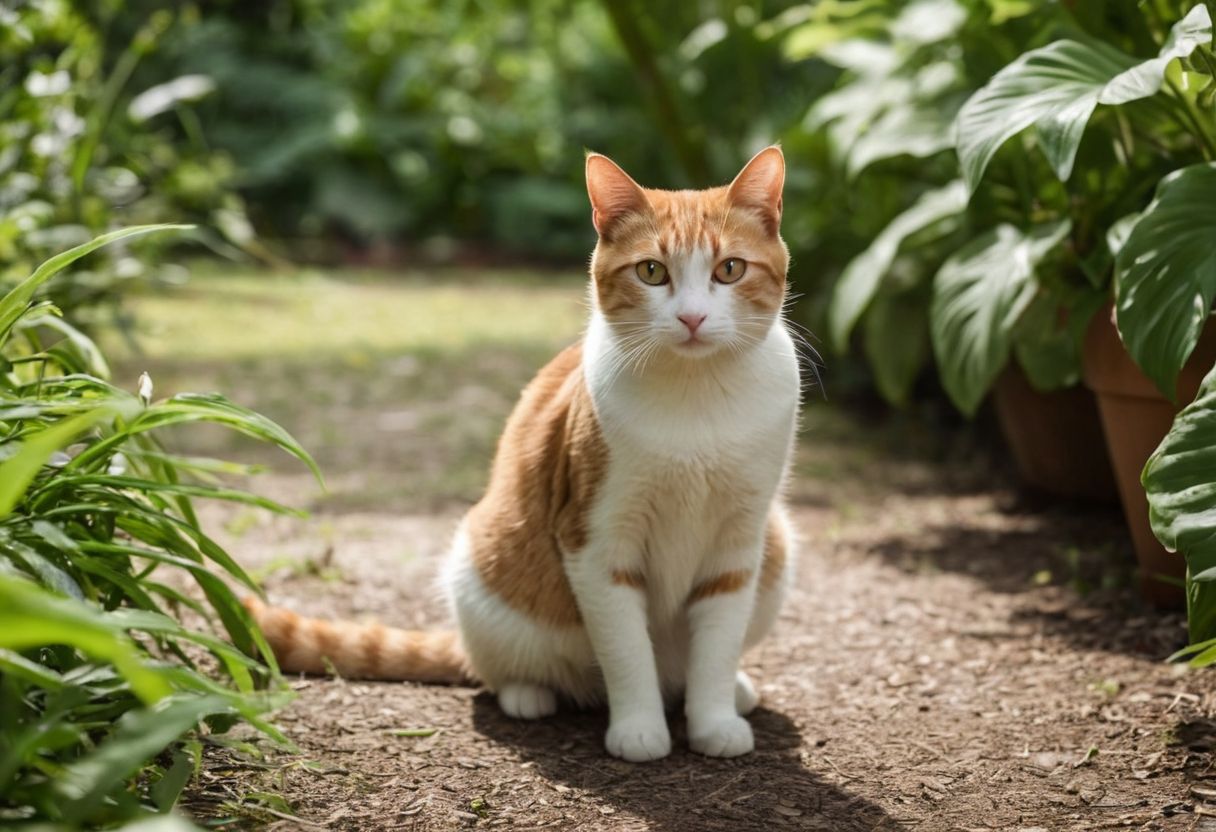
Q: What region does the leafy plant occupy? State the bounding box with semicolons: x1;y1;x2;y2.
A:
856;0;1216;646
1114;162;1216;400
0;227;318;826
818;0;1073;408
1;3;255;328
1147;366;1216;659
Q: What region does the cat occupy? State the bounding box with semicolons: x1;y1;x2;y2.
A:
245;146;801;762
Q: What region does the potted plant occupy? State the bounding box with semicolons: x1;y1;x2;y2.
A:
946;0;1215;612
813;0;1119;499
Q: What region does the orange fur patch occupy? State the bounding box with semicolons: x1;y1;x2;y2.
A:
611;569;646;590
688;569;753;605
465;343;608;627
244;597;470;683
760;512;786;592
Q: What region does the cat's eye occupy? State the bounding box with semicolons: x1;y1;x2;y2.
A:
635;260;669;286
713;258;747;284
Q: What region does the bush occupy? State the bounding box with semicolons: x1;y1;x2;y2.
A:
0;227;319;827
1;3;255;327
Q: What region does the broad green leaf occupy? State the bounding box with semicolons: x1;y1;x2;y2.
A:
828;180;968;351
1144;364;1216;643
846;97;961;178
811;59;959;170
862;285;930;407
930;221;1071;416
1105;211;1141;257
1012;288;1104;392
1115;163;1216;400
0;225;189;344
955;5;1212;191
1101;5;1214;104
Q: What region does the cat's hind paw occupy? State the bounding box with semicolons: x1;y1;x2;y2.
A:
498;683;557;720
688;713;754;758
605;714;672;762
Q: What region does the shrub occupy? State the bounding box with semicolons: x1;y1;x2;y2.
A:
0;226;319;827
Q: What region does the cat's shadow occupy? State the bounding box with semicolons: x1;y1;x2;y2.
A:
471;693;897;831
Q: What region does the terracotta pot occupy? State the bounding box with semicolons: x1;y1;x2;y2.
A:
992;365;1118;502
1082;305;1216;607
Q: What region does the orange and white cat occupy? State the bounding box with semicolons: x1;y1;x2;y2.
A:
247;146;800;762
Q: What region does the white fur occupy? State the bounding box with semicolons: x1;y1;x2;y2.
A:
442;244;800;762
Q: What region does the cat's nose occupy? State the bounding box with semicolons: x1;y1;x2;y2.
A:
678;313;707;335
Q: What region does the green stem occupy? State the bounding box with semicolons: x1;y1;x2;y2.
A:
71;46;142;213
1166;77;1216;160
598;0;711;184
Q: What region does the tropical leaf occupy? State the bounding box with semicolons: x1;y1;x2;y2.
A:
846;97;961;177
1012;288;1105;392
828;180;969;351
930;221;1071;415
862;285;930;406
1115;162;1216;400
1144;365;1216;643
954;4;1212;190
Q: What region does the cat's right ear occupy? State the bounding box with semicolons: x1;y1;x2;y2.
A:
585;152;648;239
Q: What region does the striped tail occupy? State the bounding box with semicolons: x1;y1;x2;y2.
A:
244;597;473;684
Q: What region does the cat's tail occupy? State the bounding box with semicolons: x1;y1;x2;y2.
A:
243;597;474;684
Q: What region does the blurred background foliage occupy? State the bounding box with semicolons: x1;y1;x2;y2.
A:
3;0;1162;327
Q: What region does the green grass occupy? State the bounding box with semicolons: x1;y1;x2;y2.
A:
103;264;589;512
106;264;589;362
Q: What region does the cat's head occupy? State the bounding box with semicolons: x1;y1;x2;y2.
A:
585;147;789;359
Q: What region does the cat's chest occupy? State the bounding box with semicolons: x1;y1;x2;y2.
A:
588;344;799;464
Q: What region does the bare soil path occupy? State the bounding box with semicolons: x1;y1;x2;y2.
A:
181;479;1216;831
112;271;1216;830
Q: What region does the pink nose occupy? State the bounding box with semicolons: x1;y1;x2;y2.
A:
678;313;707;335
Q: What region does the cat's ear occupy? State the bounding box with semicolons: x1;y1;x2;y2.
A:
728;146;785;234
586;152;648;238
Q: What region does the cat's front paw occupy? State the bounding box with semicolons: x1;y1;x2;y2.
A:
605;714;671;762
688;713;754;758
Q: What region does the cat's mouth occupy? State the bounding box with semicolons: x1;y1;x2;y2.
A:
671;334;719;357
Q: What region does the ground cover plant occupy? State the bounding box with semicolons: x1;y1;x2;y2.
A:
0;226;318;827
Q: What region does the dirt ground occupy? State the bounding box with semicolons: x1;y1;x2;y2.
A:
176;477;1216;832
113;271;1216;830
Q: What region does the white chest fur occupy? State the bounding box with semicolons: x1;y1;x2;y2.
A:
581;313;800;618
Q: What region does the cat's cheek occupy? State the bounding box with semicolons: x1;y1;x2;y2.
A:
595;274;651;319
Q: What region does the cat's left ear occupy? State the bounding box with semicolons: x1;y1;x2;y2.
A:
728;146;785;235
